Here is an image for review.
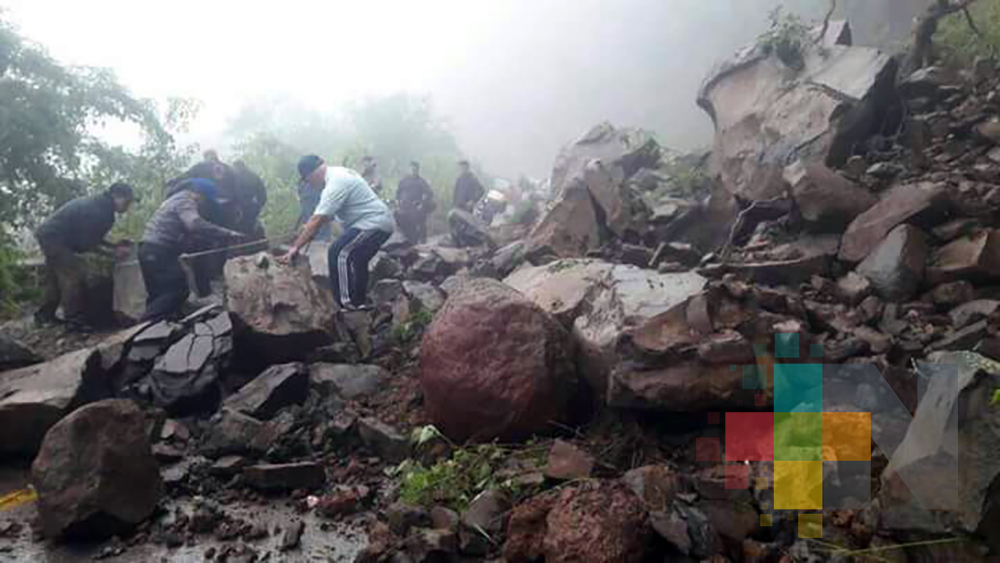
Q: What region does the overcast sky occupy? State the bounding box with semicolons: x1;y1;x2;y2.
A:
4;0;829;177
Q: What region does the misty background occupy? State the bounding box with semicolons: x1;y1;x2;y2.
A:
0;0;888;179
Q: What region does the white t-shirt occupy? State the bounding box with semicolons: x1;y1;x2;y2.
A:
313;166;394;233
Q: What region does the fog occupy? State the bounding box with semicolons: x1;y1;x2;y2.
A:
5;0;847;177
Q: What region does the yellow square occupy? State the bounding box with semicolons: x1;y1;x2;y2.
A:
798;513;823;538
760;514;773;527
774;461;822;510
755;476;769;490
823;412;871;461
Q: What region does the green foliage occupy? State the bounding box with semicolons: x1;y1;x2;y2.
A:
86;98;202;243
0;15;164;229
757;6;810;70
227;93;475;237
392;308;435;346
398;441;544;511
0;236;22;317
937;1;1000;67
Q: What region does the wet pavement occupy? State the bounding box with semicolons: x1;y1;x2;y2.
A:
0;466;368;562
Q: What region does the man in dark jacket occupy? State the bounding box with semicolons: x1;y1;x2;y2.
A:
231;160;268;238
138;178;246;322
453;160;485;213
395;161;436;244
34;182;137;326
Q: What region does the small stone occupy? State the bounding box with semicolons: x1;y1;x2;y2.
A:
404;528;458;560
650;510;691;555
152;443;185;464
358;418;411;463
209;456;248;477
387;502;432;536
866;162;903;179
429;506;460;531
461;490;511;537
697;330;755;364
279;521;305;552
243;462;326;492
544;440;595;481
836;272;872;306
929;281;975;308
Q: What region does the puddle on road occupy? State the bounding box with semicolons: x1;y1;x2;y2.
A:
0;467;368;563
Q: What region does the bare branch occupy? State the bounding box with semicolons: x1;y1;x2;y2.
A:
815;0;838;45
906;0;982;74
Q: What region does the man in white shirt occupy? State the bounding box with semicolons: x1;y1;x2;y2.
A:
279;155;394;310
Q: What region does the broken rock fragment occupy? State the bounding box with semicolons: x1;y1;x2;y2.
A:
544;440;595;481
244;462;327;491
855;224;928;302
0;347;108;458
927;229;1000;284
839;182;947;263
222;362;308;420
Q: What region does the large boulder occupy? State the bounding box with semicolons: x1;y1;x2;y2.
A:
839;182;948;263
225;253;340;366
147;307;234;414
0;347;108;458
448;209;493;248
879;352;1000;549
531;123;657;258
528;177;603;258
420;278;578;442
549;122;661;198
856;224;928;302
31;399;162;540
506;260;707;397
698;30;897;202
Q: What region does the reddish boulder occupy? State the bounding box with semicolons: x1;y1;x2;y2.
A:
543;481;651;563
504;492;559;563
420;278;577;442
31;399;162;540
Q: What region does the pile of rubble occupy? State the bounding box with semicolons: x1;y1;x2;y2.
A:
6;18;1000;563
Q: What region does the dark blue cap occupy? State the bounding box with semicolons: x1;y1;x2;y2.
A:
298;155;324;181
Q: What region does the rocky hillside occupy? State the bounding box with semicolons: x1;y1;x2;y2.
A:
2;19;1000;563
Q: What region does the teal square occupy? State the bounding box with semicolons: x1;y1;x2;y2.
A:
742;365;764;389
775;412;823;461
775;333;800;358
810;343;824;358
774;363;822;412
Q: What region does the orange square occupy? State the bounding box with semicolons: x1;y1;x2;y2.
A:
822;412;871;461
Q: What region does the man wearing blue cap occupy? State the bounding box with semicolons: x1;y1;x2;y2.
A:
138;177;247;321
279;155;394;311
